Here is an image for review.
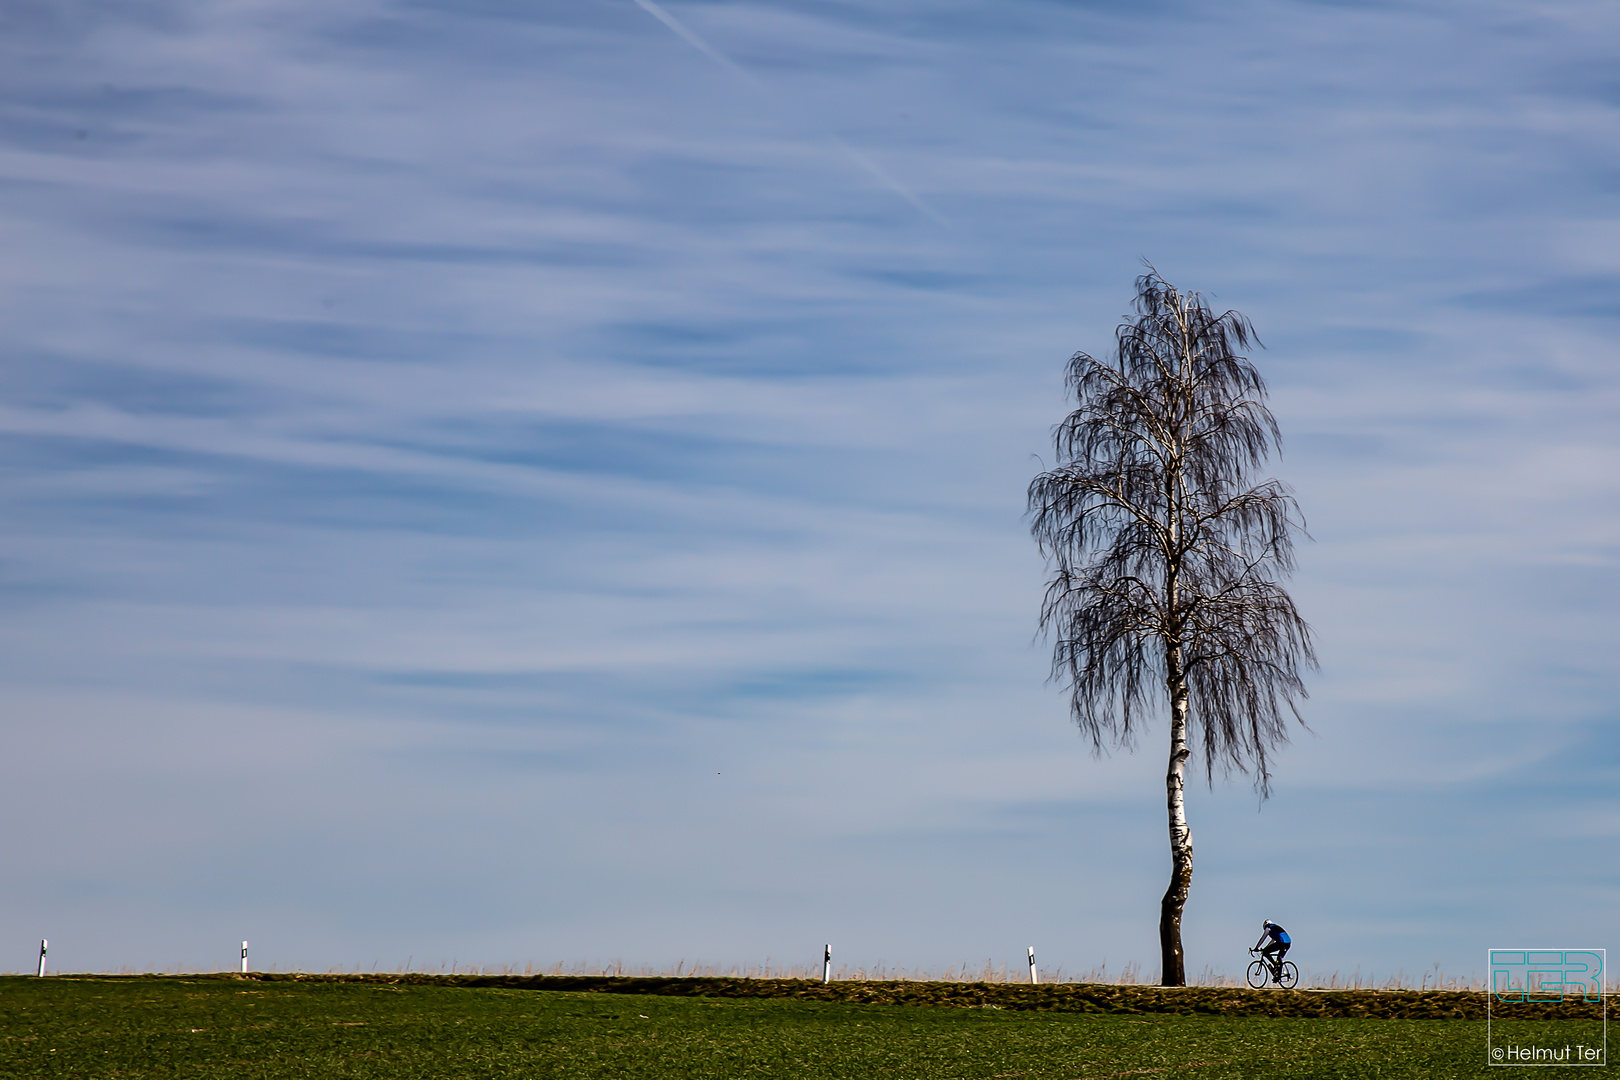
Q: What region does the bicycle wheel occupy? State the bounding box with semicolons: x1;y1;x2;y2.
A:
1246;960;1269;989
1278;961;1299;989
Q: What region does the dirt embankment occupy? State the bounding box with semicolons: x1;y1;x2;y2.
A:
85;972;1602;1020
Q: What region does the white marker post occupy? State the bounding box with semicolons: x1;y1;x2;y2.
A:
1027;946;1038;985
37;939;48;977
241;941;249;974
822;944;831;985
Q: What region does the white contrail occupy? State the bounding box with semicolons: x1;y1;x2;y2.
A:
627;0;946;225
630;0;760;86
827;134;945;225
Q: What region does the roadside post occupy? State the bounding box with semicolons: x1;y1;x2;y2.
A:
1028;946;1038;984
241;941;249;973
822;945;831;984
37;939;47;977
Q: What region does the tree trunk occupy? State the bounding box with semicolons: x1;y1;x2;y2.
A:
1159;654;1193;987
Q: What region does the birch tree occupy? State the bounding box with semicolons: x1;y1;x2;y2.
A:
1027;269;1315;987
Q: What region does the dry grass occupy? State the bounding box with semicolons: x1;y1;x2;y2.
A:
29;957;1593;993
45;957;1497;991
391;958;1491;991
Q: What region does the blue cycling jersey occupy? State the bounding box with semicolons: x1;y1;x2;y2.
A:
1267;925;1290;945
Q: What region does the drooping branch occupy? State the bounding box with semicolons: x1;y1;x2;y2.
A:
1027;268;1316;790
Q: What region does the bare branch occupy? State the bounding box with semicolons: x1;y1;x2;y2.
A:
1027;268;1315;792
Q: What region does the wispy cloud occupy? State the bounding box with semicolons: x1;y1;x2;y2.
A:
0;0;1615;977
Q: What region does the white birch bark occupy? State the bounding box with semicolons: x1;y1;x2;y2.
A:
1159;654;1193;986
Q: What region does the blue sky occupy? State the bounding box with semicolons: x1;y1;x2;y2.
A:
1;0;1616;983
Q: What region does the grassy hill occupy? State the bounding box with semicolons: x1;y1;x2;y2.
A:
0;974;1599;1078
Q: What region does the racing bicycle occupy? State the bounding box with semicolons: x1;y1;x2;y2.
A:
1247;948;1299;989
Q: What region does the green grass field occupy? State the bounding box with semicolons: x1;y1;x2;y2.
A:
0;975;1510;1078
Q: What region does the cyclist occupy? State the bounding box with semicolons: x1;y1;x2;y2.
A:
1253;920;1290;976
